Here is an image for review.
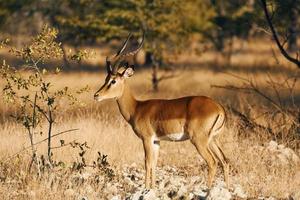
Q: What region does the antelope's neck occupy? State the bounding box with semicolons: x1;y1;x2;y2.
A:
116;83;137;122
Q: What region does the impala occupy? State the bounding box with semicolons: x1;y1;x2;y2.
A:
94;33;229;190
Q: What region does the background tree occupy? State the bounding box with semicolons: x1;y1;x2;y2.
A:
207;0;255;65
264;0;299;52
0;0;37;37
97;0;214;90
259;0;300;68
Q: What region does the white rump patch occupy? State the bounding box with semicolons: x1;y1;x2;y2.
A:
159;132;189;141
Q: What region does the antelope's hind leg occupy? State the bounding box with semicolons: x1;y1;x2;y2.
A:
209;139;230;188
191;134;218;189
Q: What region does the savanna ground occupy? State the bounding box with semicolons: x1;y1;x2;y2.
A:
0;38;300;199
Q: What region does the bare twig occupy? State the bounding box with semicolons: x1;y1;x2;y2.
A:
3;128;79;162
212;83;284;114
266;73;282;108
51;140;77;150
157;71;178;82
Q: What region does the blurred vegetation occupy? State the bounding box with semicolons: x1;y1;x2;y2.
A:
0;0;299;69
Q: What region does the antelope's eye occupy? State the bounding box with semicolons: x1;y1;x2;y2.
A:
111;80;116;84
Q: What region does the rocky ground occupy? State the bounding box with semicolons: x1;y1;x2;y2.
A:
2;140;299;200
71;163;246;200
67;141;299;200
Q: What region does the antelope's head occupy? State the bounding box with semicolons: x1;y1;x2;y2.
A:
94;32;144;102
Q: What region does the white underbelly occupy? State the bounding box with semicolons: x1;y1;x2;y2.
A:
158;132;189;141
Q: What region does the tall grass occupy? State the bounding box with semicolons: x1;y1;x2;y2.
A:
0;38;299;199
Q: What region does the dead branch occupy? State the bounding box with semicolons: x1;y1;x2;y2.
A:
211;83;283;113
260;0;300;68
4;128;79;162
157;71;178;82
50;140;77;150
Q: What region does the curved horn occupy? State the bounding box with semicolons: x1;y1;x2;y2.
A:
120;31;145;59
106;56;112;73
115;32;132;57
107;31;145;75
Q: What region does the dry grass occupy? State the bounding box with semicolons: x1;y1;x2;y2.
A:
0;38;299;199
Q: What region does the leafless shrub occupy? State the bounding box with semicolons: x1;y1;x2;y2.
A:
213;72;300;149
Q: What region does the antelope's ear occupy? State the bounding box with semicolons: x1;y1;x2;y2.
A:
122;67;134;78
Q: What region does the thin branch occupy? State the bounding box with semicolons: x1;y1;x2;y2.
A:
50;140;77;150
266;73;282;107
3;128;79;162
212;83;284;113
157;73;177;82
211;84;252;93
255;26;272;36
260;0;300;68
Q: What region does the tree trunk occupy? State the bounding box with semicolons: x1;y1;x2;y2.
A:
61;43;71;69
145;51;154;66
288;0;298;52
152;63;159;92
225;36;234;66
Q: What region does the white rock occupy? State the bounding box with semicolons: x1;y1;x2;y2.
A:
264;197;276;200
80;172;91;180
267;140;278;151
110;195;121;200
177;185;188;197
190;176;202;185
278;144;285;150
78;196;89;200
169;176;185;187
208;181;231;200
192;189;208;199
233;184;247;198
291;191;300;200
129;189;157;200
130;162;138;168
106;184;118;194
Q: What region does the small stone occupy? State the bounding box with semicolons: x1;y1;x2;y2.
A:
267;141;278;151
130;162;138;168
167;190;177;198
80;172;91;180
233;184;247;198
208;181;231;200
110;195;121;200
143;189;157;200
129;189;157;200
192;189;207;199
177;185;188;197
106;184;118;194
265;197;276;200
78;196;89;200
190;176;202;185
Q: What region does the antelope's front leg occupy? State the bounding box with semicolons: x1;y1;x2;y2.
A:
143;138;157;189
152;140;160;187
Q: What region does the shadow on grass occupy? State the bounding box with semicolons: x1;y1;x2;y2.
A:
0;51;298;75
